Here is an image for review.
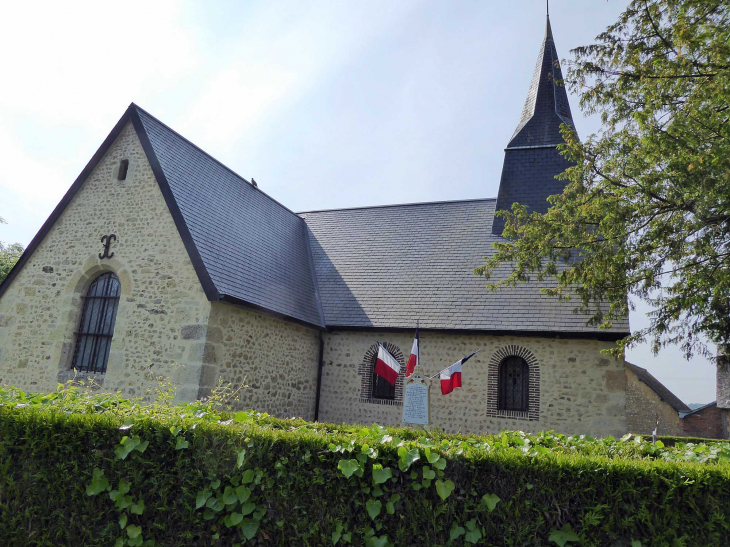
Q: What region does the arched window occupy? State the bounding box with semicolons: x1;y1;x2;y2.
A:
360;342;404;404
498;356;530;412
372;367;395;400
72;272;121;373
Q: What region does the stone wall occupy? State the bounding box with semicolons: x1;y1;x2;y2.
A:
681;403;726;439
0;123;211;401
625;366;684;436
199;302;321;420
318;330;626;437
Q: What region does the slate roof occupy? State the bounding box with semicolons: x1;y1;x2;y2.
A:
135;107;325;328
626;362;691;413
492;16;579;235
508;16;575;148
301;199;630;335
1;15;629;338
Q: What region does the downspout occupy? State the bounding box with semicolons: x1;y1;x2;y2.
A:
314;331;325;422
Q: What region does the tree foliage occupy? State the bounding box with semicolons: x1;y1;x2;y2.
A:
0;217;24;284
477;0;730;359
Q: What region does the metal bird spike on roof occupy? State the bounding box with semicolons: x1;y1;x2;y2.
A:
507;13;575;148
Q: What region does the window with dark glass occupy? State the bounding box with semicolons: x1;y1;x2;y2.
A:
118;159;129;181
72;272;121;373
498;356;529;412
371;369;395;400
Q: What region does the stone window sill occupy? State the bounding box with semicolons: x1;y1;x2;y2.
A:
57;369;106;388
360;397;403;407
495;409;530;420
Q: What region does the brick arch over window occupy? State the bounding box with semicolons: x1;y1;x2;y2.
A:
487;345;540;421
359;342;405;406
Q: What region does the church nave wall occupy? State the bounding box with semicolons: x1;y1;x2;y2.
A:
318;330;626;437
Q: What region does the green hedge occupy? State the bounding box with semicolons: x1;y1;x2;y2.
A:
1;387;730;546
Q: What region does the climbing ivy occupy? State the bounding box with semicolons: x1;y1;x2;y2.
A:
0;384;730;545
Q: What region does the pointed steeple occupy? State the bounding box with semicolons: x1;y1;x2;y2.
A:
492;14;577;234
507;14;575;148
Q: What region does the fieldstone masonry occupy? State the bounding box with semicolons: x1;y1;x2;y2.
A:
625;366;684;436
318;330;626;437
0;123;211;400
198;302;320;420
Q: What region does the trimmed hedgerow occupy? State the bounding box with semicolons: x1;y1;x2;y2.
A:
0;385;730;546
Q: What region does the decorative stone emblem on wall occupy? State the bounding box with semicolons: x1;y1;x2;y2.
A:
359;342;405;406
99;234;117;259
486;345;540;421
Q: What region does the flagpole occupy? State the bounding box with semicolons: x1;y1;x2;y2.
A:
428;349;483;379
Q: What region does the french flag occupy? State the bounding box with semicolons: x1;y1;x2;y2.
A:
374;343;401;385
440;351;478;395
405;327;419;377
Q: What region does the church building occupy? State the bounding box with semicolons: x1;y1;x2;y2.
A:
0;16;631;437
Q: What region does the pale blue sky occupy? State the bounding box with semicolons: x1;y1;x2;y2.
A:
0;0;716;403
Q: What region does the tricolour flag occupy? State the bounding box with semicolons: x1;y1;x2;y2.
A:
374;343;401;385
405;327;419;377
440;351;478;395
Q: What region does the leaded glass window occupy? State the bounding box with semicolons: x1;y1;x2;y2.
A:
498;356;530;412
72;272;121;373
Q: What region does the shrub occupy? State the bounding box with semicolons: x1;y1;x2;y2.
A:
0;385;729;546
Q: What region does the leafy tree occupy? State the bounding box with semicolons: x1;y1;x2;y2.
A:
0;217;24;284
476;0;730;359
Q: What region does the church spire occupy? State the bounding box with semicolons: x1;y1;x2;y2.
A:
492;13;577;235
507;12;575;148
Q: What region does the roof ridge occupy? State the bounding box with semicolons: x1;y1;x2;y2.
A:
130;103;305;224
298;197;496;215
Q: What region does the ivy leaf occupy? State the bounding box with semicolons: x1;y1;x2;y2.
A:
119;420;134;431
372;465;392;485
385;501;395;515
195;489;211;509
126;525;142;539
240;501;256;516
241;470;254;484
464;519;482;544
241;518;260;540
175;437;189;450
397;448;420;471
435;480;455;501
366;499;382;520
548;524;580;546
525;483;534;490
233;411;248;422
481;493;501;513
115;437;138;460
222;486;238;505
341;531;352;543
86;468;110;496
225;512;243;528
235;485;251;504
236;449;246;469
426;449;440;464
433;458;447;470
119;513;128;529
422;466;436;481
631;541;642;547
130;498;145;515
135;440;149;454
169;426;182;437
366;535;389;547
332;522;344;545
338;459;360;479
210;479;221;489
449;523;465;540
